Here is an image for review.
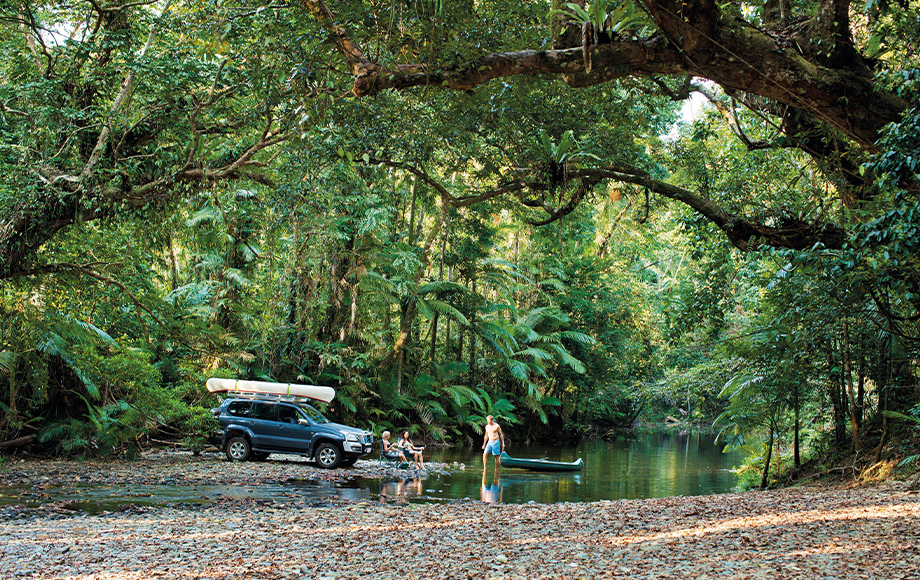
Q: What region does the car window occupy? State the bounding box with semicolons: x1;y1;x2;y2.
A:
252;402;276;421
226;401;252;417
277;405;302;424
296;403;329;424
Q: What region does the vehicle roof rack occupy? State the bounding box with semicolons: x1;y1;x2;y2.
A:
222;392;319;403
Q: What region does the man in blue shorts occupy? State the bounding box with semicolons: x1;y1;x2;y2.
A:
481;415;505;472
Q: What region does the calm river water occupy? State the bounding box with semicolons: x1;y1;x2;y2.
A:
355;430;742;504
1;430;742;512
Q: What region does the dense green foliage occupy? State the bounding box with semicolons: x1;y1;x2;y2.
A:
1;0;918;489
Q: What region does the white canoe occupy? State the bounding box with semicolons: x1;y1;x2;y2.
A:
206;378;335;403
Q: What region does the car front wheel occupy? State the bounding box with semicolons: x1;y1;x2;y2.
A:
225;436;251;462
315;443;342;469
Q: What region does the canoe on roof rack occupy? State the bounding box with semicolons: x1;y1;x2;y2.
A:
206;378;335;403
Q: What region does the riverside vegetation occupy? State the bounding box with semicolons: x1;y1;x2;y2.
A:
1;0;920;492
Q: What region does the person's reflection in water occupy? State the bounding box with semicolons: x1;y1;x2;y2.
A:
379;478;423;504
379;479;398;504
481;467;502;503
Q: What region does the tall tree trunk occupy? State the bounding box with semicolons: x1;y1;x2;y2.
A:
383;196;447;373
6;358;16;420
444;268;453;360
429;233;447;362
793;380;800;470
320;236;356;342
168;234;180;291
468;278;477;390
763;0;791;24
827;341;847;446
875;341;891;463
842;318;860;452
345;282;358;342
397;302;409;394
760;424;774;490
408;177;418;245
856;351;865;426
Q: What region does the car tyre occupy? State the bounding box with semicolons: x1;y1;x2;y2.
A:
226;436;251;462
315;443;342;469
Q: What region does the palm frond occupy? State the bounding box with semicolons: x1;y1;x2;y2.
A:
559;330;596;345
719;374;766;399
417;281;469;295
421;299;469;325
186;205;221;227
516;347;555;361
441;384;483;407
0;351;17;375
359;271;398;294
72;320;119;348
508;360;533;383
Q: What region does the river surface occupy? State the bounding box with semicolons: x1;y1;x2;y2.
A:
366;430;742;504
0;431;742;513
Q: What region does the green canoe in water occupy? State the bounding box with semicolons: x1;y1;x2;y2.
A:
499;451;583;472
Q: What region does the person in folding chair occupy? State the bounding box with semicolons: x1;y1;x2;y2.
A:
380;431;407;465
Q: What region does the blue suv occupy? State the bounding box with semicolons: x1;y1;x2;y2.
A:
210;395;373;468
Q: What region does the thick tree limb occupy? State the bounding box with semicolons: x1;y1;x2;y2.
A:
364;158;847;251
298;0;379;78
1;124;285;279
0;101;37;130
693;84;780;151
79;0;174;186
572;167;848;250
302;0;905;151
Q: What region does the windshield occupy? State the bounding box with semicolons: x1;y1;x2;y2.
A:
296;403;329;424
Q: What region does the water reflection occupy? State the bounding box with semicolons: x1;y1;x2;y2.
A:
481;468;501;503
378;477;423;504
360;430;741;505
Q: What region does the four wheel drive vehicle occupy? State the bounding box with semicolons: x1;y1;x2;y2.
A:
210;395;373;468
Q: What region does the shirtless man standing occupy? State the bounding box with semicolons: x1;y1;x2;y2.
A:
481;415;505;471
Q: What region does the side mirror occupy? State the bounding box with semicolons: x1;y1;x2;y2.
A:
298;418;310;426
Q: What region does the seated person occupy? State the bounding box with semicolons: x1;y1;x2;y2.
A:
380;431;407;464
397;430;424;468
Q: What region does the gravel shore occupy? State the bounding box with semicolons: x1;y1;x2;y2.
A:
2;451;919;579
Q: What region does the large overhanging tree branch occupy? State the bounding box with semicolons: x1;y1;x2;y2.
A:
573;168;848;251
365;158;847;251
301;0;905;249
302;0;905;150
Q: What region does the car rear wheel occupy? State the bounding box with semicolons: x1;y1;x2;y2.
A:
315;443;342;469
225;436;251;462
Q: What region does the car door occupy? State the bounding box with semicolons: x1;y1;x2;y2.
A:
220;400;253;433
249;401;278;449
275;404;315;453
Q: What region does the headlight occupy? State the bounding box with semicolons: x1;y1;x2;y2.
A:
345;433;360;442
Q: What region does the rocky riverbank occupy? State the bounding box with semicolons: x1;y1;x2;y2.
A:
1;451;919;579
